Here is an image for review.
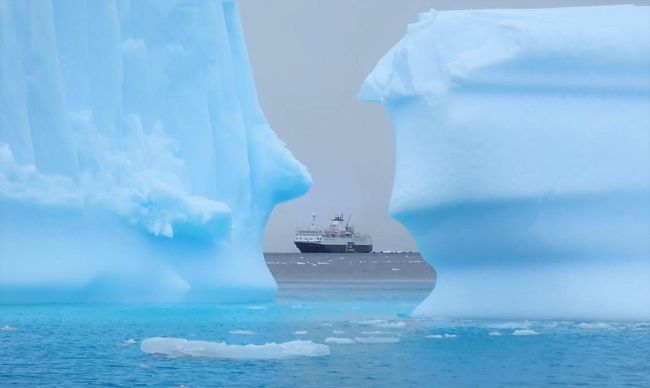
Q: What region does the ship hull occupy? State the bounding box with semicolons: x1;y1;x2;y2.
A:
294;242;372;253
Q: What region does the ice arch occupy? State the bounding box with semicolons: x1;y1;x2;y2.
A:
0;0;311;302
361;5;650;320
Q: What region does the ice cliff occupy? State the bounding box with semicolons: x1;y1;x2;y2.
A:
361;6;650;320
0;0;311;302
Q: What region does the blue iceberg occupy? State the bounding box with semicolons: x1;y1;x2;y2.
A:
0;0;311;302
361;5;650;320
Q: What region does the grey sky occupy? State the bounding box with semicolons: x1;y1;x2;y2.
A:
239;0;649;252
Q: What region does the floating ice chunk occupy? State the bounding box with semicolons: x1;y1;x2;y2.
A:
444;334;457;338
229;330;256;336
512;329;539;336
293;330;308;335
0;325;17;332
325;337;355;344
487;322;532;330
246;306;267;311
355;319;405;329
119;338;137;347
140;337;329;360
576;322;615;330
139;363;154;369
354;337;400;344
361;331;389;335
332;330;345;334
392;268;400;271
488;331;502;336
425;334;443;339
375;321;406;329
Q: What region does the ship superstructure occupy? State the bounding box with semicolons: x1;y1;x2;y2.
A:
294;213;373;253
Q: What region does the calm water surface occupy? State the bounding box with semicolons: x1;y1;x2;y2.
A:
1;253;648;387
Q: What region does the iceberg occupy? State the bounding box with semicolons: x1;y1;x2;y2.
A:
361;6;650;320
0;0;311;302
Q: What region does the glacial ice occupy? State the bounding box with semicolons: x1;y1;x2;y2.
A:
0;0;311;302
140;337;330;360
361;6;650;320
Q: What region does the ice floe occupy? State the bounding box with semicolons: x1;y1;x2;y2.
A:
325;337;355;344
140;337;330;360
229;330;256;336
512;329;539;336
575;322;615;330
354;336;400;344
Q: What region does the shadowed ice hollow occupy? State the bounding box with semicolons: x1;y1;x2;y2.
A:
0;0;311;302
361;5;650;320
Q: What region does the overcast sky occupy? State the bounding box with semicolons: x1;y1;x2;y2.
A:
239;0;649;252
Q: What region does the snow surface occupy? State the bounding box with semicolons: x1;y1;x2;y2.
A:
361;5;650;320
140;337;329;360
0;1;310;302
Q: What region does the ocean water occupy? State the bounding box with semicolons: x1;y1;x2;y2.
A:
1;253;648;387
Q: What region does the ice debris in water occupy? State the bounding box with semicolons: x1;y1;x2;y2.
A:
575;322;615;330
119;338;137;347
487;322;532;330
488;331;502;336
0;325;17;332
425;334;443;339
325;337;356;344
246;306;268;311
293;330;308;335
140;337;330;360
354;337;400;344
513;330;539;336
355;319;405;329
229;330;256;336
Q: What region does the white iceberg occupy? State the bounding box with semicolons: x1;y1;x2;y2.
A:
361;5;650;320
0;1;310;302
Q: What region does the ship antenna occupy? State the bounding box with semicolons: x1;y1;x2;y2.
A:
346;214;351;227
311;212;316;227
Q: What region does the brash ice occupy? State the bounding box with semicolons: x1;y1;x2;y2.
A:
0;0;311;302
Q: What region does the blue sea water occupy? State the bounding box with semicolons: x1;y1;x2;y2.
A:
1;254;648;387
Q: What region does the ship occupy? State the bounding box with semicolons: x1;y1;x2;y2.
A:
294;213;373;253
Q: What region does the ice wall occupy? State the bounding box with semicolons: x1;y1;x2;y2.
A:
0;0;311;302
361;5;650;320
